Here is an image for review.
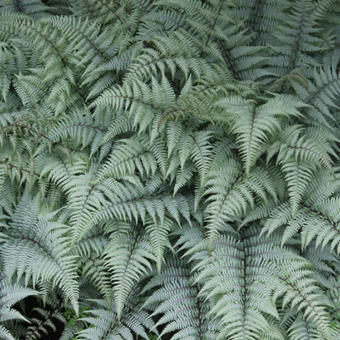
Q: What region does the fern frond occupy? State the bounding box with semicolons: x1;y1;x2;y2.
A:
281;161;314;217
97;137;157;180
0;272;38;339
93;76;176;132
216;95;305;174
143;256;218;340
145;216;174;272
0;193;79;313
0;0;55;19
124;32;213;83
47;16;112;64
267;125;334;169
87;177;190;236
104;228;155;320
231;0;288;44
293;62;340;126
264;170;340;251
48;109;108;156
288;317;323;340
204;155;277;244
194;227;333;339
269;0;326;77
25;299;66;340
77;293;155;340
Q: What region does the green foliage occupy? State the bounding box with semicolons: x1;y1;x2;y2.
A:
0;193;79;313
0;271;38;340
0;0;339;339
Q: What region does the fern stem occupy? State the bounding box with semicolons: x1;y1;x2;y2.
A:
247;0;264;40
14;0;24;13
95;0;124;24
203;0;224;50
305;75;340;105
19;22;67;67
0;160;40;177
218;40;238;79
288;3;307;73
194;285;204;340
241;242;248;339
302;203;339;233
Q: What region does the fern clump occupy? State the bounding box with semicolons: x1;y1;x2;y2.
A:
0;0;339;339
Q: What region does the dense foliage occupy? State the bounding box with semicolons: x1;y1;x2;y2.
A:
0;0;340;339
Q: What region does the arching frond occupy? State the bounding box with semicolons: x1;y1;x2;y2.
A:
263;169;340;250
269;0;326;77
143;256;218;340
216;95;305;174
194;227;333;339
0;193;79;313
281;161;314;217
77;293;155;340
204;154;278;244
0;272;38;339
104;227;155;319
293;62;340;127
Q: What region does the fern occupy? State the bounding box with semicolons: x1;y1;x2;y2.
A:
204;154;278;244
77;292;155;340
0;0;339;339
216;94;306;174
0;193;79;313
143;256;218;340
103;227;155;320
0;271;38;340
263;168;340;250
193;227;333;339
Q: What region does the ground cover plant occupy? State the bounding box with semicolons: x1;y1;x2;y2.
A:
0;0;340;339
